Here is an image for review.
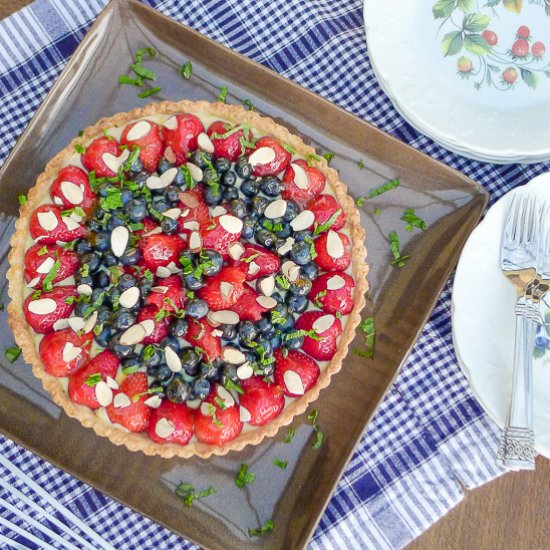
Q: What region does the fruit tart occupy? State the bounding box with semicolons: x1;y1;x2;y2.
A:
7;100;368;458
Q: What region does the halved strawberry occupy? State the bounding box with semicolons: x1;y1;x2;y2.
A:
68;350;120;409
194;391;243;445
81;136;124;178
273;349;320;397
305;194;346;231
313;230;351;272
134;217;159;238
39;329;93;377
228;243;280;281
309;272;355;314
239;377;285;426
228;284;268;322
207;120;253;161
145;275;186;314
281;159;326;204
251;136;292;177
137;305;170;344
24;244;80;289
50;166;96;213
121;120;165;173
139;234;186;271
184;318;222;360
177;188;211;235
147;401;195;445
200;215;243;257
29;205;86;244
24;286;78;334
198;267;246;311
163;113;204;165
106;373;151;432
294;311;342;361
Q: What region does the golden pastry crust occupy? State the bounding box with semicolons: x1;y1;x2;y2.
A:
7;100;368;459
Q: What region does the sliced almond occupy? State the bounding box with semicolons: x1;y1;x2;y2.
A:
186;162;203;182
327;274;346;290
178;191;199;208
163;208;182;220
28;298;57;315
146;175;165;190
60;181;84;205
165;346;182;373
258;276;275;297
83;310;98;333
155;418;176;439
151;286;169;294
160;167;178;187
102;149;129;173
127;120;151;141
67;317;85;332
312;314;335;334
62;216;81;232
120;324;146;346
113;393;131;409
264;199;287;219
167;261;181;274
119;286;140;309
276;237;295;256
228;241;245;260
282;260;300;282
189;231;202;252
62;342;81;362
220;282;234;301
36;257;55;274
143;226;162;237
26;276;40;288
209;310;240;325
291;162;309;189
139;319;155;337
326;230;344;259
106;376;119;390
211;206;227;217
95;382;113;407
216;385;235;407
290;210;315;231
197;132;215;153
248;261;261;276
200;402;213;416
223;347;246;365
164;145;176;164
237;362;253;380
145;395;162;408
156;266;172;278
70;211;83;223
256;296;277;309
53;196;63;206
163;115;178;130
111;226;129;258
240;406;252;422
284;370;305;395
53;319;70;331
212;329;224;338
183;220;200;231
248;146;276;166
77;283;93;296
37;211;58;232
219;215;243;234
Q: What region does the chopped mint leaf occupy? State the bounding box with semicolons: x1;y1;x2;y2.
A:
281;142;295;154
138;86;161;99
307;408;323;450
37;246;48;256
135;46;156;63
235;463;255;489
214;396;227;410
242;98;255;111
312;429;324;450
356;178;400;207
42;256;61;292
313;209;342;235
175;482;216;507
5;345;22;363
74;143;86;155
0;303;4;312
223;378;244;395
401;208;426;232
131;63;156;81
306;153;322;166
313;290;327;308
284;426;295;444
240;253;259;263
180;60;193;79
357;159;366;170
248;519;274;538
85;373;102;387
322;152;334;164
388;230;410;267
273;459;287;469
358;317;375;358
217;85;228;103
374;207;381;216
275;275;290;290
65;296;76;305
118;74;143;86
18;194;27;206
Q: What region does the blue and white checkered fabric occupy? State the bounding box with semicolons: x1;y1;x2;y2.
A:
1;0;547;548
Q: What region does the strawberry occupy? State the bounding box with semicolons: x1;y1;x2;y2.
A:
305;194;346;231
139;234;186;270
121;120;165;173
281;159;326;203
39;329;93;377
145;275;186;314
309;272;355;314
194;392;243;445
228;243;280;281
163;113;204;165
313;230;351;272
24;286;78;334
184;318;222;360
24;244;80;289
68;350;120;409
81;136;124;178
147;401;195;445
29;205;86;244
137;305;170;344
177;187;211;234
251;136;292;177
200;215;243;257
207;120;253;161
198;267;246;310
50;165;96;213
239;377;285;426
273;349;320;397
228;284;268;322
106;373;151;432
294;311;342;361
134;217;159;238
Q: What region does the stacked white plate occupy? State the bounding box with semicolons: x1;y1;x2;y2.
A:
364;0;550;164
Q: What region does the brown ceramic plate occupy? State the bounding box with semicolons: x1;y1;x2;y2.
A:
0;0;488;548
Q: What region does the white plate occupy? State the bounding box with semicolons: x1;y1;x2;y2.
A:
364;0;550;164
452;173;550;457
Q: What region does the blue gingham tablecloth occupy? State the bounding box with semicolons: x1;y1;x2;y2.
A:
2;0;548;548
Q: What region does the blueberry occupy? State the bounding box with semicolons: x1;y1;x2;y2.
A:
273;238;288;253
239;320;258;345
260;176;284;197
166;376;190;403
138;277;153;296
111;309;136;331
285;293;308;313
254;336;273;357
141;345;163;366
93;270;110;289
187;299;209;319
274;221;292;239
120;188;133;205
203;168;218;185
169;318;189;338
135;173;148;185
223;187;239;202
260;362;275;377
119;247;142;266
102;252;118;267
190;150;212;169
200;361;219;380
256;317;273;334
107;212;127;230
96;305;111;324
229;199;247;219
164;184;180;203
289;277;312;296
121;355;141;373
74;272;93;288
271;304;294;332
74;300;90;318
87;219;102;232
204;185;223;206
236;158;253;179
173;168;186;186
184;273;205;291
221;324;238;341
147;364;173;383
290;241;312;265
241;216;257;240
214;157;231;173
118;273;137;291
256;228;276;248
161;216;178;234
91;286;106;306
128;156;143;174
222;364;238;382
98;184;117;198
161;336;181;353
271;292;284;304
94;326;112;348
285;334;304;350
157;158;171;174
283;200;300;221
293;229;313;242
222;170;237;186
74;239;92;255
250;196;268;216
90;231;110;252
124;199;148;222
193;377;211;400
81;252;102;273
300;261;319;280
180;348;201;374
108;336;134;359
241;178;260;198
151;197;171;213
271;333;282;350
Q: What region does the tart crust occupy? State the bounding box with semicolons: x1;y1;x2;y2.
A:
7;100;369;459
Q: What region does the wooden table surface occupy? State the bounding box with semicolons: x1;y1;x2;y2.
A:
2;1;550;548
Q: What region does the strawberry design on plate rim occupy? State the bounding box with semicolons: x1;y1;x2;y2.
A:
7;100;368;459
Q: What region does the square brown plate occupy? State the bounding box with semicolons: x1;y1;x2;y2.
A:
0;0;488;548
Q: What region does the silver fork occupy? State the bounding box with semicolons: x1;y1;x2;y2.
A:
496;194;545;470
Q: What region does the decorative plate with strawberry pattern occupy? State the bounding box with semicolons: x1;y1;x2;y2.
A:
7;100;368;458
